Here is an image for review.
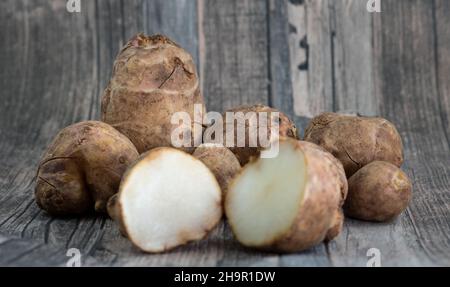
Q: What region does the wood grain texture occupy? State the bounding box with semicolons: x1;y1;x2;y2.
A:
199;0;270;112
283;0;376;119
0;0;449;266
286;0;334;118
268;0;318;134
331;0;377;116
434;0;450;143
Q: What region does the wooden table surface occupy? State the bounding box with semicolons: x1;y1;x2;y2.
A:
0;0;449;267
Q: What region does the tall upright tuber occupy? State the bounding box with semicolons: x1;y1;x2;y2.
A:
101;34;205;154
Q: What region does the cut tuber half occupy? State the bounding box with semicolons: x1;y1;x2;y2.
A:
225;138;342;252
110;147;222;253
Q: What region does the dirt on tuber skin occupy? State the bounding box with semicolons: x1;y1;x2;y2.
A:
304;112;403;177
101;33;205;154
221;104;298;165
344;161;412;222
35;121;139;215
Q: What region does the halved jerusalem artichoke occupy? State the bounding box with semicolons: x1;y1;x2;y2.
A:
225;138;342;252
109;147;222;253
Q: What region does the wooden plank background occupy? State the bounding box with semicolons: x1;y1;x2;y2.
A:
0;0;449;266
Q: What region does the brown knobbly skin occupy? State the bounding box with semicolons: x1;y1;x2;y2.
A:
298;141;348;205
344;161;412;222
297;141;348;243
101;33;205;154
192;144;241;195
304;112;403;177
35;121;139;215
222;104;298;165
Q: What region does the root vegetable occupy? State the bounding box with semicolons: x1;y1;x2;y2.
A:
298;141;348;205
111;147;222;253
35;121;139;215
101;34;204;154
225;138;342;252
192;144;241;194
222;105;298;165
297;141;348;241
344;161;412;222
304;113;403;177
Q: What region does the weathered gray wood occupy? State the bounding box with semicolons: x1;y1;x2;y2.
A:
286;0;334;118
285;0;376;118
0;233;105;266
0;234;68;266
331;0;377;116
94;0;199;68
434;0;450;143
199;0;270;112
267;0;311;136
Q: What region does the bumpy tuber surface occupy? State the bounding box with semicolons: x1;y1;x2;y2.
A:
297;141;348;241
111;147;222;253
35;121;139;215
304;113;403;177
101;34;205;154
225;138;342;252
222;105;298;165
297;141;348;205
344;161;412;222
192;144;241;195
